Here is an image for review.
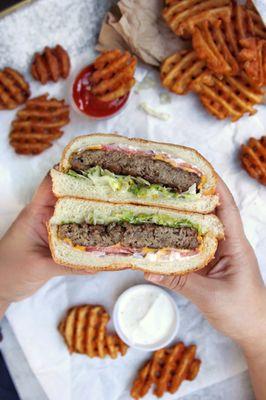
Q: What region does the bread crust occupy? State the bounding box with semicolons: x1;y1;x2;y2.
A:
58;133;217;196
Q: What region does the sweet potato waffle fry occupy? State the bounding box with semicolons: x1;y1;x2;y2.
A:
160;50;207;94
9;94;70;155
162;0;231;37
31;45;71;84
191;71;263;121
89;50;136;102
240;136;266;185
131;342;201;399
59;305;128;359
239;38;266;86
0;67;30;110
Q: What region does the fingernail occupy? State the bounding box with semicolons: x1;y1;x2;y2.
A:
146;274;164;283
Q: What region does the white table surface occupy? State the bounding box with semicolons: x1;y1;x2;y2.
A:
0;0;257;399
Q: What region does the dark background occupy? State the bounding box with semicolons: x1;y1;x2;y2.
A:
0;0;32;16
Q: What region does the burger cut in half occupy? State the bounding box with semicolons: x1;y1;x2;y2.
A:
48;198;224;275
51;134;219;213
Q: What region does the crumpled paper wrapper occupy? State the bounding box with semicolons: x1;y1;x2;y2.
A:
1;53;266;399
96;0;187;66
96;0;266;67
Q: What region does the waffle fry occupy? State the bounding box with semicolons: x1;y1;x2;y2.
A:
239;38;266;86
232;2;255;41
191;1;262;76
31;45;71;84
131;342;201;399
192;18;239;76
240;136;266;185
191;71;263;121
160;50;207;95
9;94;70;155
89;50;136;102
0;67;30;110
162;0;231;37
59;305;128;359
246;0;266;39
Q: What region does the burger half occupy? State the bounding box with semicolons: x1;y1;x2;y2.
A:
51;134;219;213
48;198;224;275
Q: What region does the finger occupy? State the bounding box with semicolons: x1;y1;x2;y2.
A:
31;172;56;209
144;272;212;304
215;175;245;240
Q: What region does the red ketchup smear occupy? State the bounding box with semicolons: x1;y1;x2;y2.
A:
72;64;129;118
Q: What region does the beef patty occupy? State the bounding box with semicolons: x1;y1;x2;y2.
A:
58;222;199;250
70;149;201;193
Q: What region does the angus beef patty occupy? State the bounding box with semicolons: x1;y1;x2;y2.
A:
58;222;199;250
70;149;201;193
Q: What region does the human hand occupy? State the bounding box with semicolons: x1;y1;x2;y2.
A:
0;173;92;312
145;176;266;353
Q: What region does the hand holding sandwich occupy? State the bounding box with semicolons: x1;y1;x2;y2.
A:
0;174;92;318
146;177;266;400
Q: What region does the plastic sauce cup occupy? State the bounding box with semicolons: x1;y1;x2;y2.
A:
113;284;180;352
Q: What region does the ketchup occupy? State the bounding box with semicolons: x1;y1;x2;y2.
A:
72;64;129;118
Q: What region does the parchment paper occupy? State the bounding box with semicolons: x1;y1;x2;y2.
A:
0;49;265;399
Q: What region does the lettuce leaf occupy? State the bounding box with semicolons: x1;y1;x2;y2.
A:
67;169;87;179
87;210;201;233
67;167;199;201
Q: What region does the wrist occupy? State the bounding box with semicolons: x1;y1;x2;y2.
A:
240;333;266;361
236;290;266;359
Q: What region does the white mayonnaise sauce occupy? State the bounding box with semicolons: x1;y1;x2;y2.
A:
116;285;177;347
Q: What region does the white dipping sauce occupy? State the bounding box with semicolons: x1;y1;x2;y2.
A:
115;285;178;349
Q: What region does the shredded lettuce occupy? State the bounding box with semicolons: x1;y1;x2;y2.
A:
67;166;199;201
67;170;88;179
86;210;201;233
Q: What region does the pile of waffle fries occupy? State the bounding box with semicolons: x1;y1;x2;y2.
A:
59;304;201;398
161;0;266;121
3;44;137;155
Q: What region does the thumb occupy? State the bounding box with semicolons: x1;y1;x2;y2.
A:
145;272;214;306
